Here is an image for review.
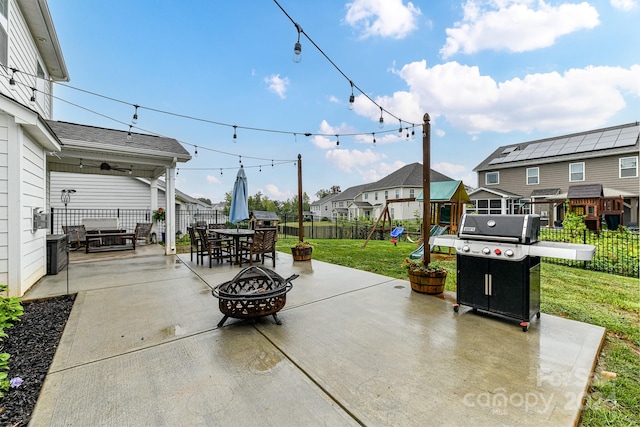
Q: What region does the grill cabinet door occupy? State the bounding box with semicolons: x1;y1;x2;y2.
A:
486;259;528;318
457;255;490;310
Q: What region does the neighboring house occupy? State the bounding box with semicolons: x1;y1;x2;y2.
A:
310;192;340;220
0;0;69;296
311;163;455;222
472;122;639;229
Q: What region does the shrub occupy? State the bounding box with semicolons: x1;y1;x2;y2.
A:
0;285;24;397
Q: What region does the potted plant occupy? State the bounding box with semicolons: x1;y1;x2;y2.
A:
153;208;166;242
291;241;313;261
402;258;447;294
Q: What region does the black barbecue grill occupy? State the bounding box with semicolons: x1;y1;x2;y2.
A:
431;214;596;332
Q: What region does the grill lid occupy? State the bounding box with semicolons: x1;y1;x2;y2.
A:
458;214;540;244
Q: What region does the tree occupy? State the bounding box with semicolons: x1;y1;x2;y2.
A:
197;197;212;205
316;186;341;200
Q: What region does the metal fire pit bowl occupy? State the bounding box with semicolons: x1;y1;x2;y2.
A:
212;266;298;327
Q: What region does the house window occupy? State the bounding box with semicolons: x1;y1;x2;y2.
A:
374;192;378;201
485;172;499;185
569;162;584;182
364;193;368;200
384;191;388;200
526;167;539;185
0;0;7;65
395;189;400;198
472;199;502;215
518;199;531;214
620;156;638;178
36;62;46;106
409;189;415;198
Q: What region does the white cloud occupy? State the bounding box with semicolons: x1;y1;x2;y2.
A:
358;160;406;182
344;0;422;39
311;120;358;149
264;74;289;99
260;184;294;200
440;0;599;58
325;148;385;172
328;95;340;103
611;0;637;10
206;175;221;184
394;60;640;134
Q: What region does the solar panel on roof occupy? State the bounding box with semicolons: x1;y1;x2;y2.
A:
488;125;638;166
489;157;504;165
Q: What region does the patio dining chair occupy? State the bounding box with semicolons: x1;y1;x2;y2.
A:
187;226;203;264
196;227;232;267
135;223;153;245
247;227;277;267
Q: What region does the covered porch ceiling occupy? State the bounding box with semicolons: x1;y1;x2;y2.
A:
46;120;191;179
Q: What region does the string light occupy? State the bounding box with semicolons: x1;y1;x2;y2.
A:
348;81;354;110
379;108;384;129
220;168;223;176
398;119;403;133
335;134;339;146
194;145;198;157
30;87;36;104
127;125;132;141
132;104;139;124
372;133;376;144
79;159;83;169
293;22;302;63
9;67;17;91
233;125;237;142
239;155;242;165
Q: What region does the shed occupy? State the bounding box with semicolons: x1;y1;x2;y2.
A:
417;180;471;233
249;211;280;229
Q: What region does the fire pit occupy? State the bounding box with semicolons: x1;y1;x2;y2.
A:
212;266;298;327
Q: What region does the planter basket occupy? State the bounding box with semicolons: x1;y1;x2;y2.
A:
408;270;447;294
291;246;312;261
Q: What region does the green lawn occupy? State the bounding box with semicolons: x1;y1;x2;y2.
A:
276;237;640;426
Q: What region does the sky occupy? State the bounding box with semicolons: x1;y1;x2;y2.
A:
47;0;640;204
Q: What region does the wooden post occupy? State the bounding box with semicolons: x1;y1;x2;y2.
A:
422;114;431;266
297;154;304;243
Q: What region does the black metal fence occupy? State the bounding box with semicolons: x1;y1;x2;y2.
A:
50;208;228;238
538;228;639;278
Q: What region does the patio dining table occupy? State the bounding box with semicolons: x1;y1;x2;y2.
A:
214;228;255;265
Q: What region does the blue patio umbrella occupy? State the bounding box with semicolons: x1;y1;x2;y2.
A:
229;166;249;224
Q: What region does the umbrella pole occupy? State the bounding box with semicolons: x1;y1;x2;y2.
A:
297;154;304;242
422;113;431;266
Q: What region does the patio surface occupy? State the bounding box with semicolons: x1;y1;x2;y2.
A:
23;244;605;426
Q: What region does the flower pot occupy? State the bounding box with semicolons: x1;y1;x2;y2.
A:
408;270;447;294
162;232;166;243
291;246;312;261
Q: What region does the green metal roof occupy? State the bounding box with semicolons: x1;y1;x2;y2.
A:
416;180;470;202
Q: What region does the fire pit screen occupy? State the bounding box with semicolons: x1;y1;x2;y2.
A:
212;266;298;327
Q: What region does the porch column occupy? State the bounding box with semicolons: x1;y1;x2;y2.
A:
150;178;158;211
501;197;506;215
164;166;176;255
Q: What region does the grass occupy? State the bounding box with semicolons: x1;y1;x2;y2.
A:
276;237;640;426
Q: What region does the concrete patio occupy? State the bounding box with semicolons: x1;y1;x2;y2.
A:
23;245;605;426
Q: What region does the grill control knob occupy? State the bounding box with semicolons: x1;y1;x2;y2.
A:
482;247;490;255
462;245;470;252
505;249;514;257
494;249;502;255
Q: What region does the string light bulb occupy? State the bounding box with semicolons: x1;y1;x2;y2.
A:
398;119;403;133
220;169;223;176
194;145;198;157
348;81;355;110
127;125;132;141
378;107;384;129
79;159;83;169
293;23;302;63
132;104;139;124
335;134;339;146
233;125;237;142
30;87;36;104
372;133;376;144
9;68;17;91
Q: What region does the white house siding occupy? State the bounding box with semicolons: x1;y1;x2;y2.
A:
0;115;8;287
3;1;52;117
49;172;163;210
20;132;46;295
